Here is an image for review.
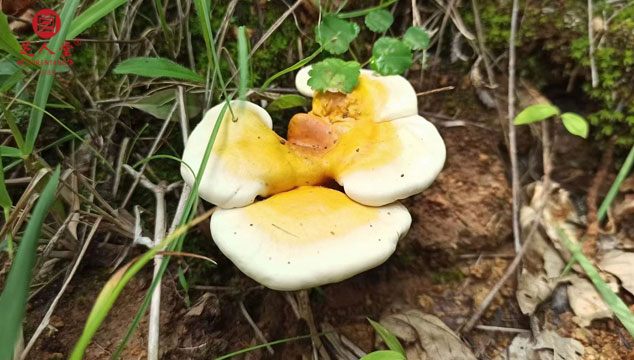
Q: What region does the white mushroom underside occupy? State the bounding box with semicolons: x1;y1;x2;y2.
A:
339;115;447;206
210;199;412;291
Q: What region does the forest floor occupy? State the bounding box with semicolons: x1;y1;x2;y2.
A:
19;70;634;360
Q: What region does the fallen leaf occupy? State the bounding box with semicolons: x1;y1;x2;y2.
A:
516;202;566;315
500;331;584;360
534;330;584;360
380;309;476;360
600;250;634;295
567;275;617;327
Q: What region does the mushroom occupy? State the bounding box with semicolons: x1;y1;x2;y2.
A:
210;186;411;290
180;100;325;208
180;68;446;290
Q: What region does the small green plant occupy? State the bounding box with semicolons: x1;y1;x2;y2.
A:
363;318;406;359
307;4;431;94
514;104;589;139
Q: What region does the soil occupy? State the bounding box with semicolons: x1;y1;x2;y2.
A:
19;77;634;360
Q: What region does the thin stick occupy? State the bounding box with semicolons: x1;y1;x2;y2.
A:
239;301;275;355
416;86;455;96
460;198;547;333
19;217;103;360
122;165;166;360
148;183;166;360
248;0;303;58
433;0;456;66
508;0;522;253
474;325;531;333
588;0;598;88
120;100;178;208
471;0;496;87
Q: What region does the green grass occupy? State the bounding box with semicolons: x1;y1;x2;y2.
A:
557;228;634;337
0;167;60;360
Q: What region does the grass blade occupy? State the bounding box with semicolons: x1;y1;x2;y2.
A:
557;228;634;337
0;167;60;360
214;334;315;360
0;12;33;63
367;319;405;356
337;0;398;19
562;143;634;274
237;26;249;100
260;46;323;91
8;97;114;173
0;154;13;258
152;0;174;54
0;146;22;158
114;57;205;83
23;0;82;155
598;144;634;222
0;155;11;210
67;0;128;39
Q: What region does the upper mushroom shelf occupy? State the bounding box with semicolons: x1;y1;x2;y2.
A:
180;68;446;290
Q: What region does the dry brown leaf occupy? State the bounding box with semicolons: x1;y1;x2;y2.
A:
516;194;567;315
600;250;634;295
567;275;618;327
501;331;584;360
381;309;476;360
533;330;584;360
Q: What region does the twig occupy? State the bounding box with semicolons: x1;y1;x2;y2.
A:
239;301;275;355
19;217;103;360
508;0;522;253
460;196;548;333
416;86;455;96
296;290;331;360
122;165;167;360
120;100;178;208
471;0;497;87
112;137;130;197
433;0;457;66
474;325;531;333
248;0;303;58
588;0;599;88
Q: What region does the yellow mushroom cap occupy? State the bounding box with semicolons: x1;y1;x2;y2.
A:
181;100;329;208
209;186;411;291
333;114;446;206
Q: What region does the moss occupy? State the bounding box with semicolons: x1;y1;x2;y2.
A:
432;268;465;284
464;0;634;147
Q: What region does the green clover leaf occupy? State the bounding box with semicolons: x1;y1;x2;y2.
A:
307;58;361;94
370;37;413;75
315;14;360;54
403;26;430;50
365;10;394;33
